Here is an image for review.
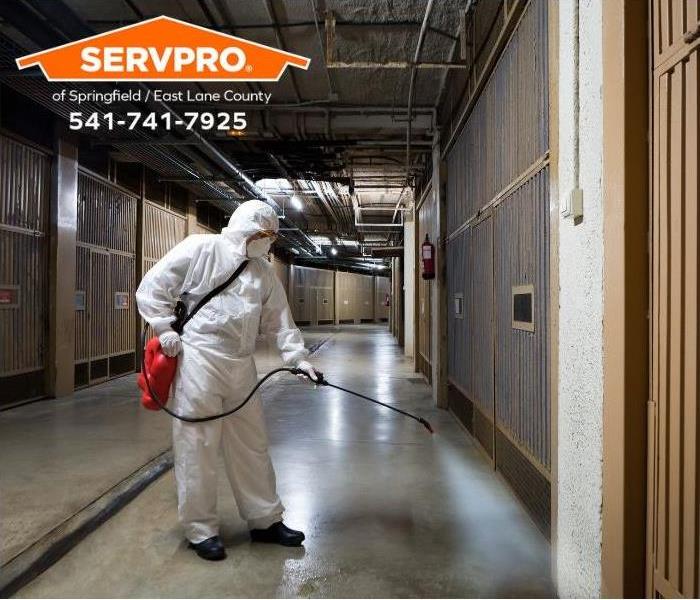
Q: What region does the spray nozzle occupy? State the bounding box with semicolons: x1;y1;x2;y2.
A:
291;368;326;385
418;418;434;434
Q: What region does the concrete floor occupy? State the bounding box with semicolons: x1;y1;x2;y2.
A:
10;325;554;598
0;330;330;568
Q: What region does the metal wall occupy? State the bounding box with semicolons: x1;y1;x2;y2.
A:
444;0;550;530
418;189;437;375
446;0;549;237
447;217;494;421
143;200;187;272
493;167;549;468
291;265;335;325
648;1;699;596
0;134;50;402
74;171;137;385
336;271;374;323
374;276;390;321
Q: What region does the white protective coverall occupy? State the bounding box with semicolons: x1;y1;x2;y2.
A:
135;200;309;543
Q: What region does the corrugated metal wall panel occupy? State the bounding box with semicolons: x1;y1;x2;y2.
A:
336;271;374;322
447;218;494;417
358;274;375;321
649;18;699;598
444;0;550;528
291;265;334;324
75;172;138;383
77;173;137;252
75;246;89;362
110;253;136;355
0;230;48;374
418;190;438;364
446;0;548;236
494;167;550;468
89;250;110;362
144;201;187;262
0;135;50;383
0;136;49;231
336;271;355;322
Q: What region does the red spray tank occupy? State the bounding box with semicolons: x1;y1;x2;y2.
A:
421;234;435;280
137;337;178;411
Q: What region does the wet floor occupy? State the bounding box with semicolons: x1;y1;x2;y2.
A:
13;325;554;598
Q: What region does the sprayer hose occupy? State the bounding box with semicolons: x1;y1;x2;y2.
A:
140;327;433;432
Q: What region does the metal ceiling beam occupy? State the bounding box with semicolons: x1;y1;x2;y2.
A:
81;18;457;41
406;0;436;183
263;0;302;103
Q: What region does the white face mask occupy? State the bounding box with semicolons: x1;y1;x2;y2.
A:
246;237;273;258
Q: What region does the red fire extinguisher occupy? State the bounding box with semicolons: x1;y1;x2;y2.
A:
421;234;435;280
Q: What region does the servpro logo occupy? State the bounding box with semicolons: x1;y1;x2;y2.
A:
15;16;310;81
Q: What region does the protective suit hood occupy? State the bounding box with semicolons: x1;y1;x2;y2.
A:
221;200;279;257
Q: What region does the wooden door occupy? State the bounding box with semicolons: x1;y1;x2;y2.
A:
648;1;699;596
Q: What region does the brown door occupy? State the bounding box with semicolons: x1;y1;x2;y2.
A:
648;1;699;597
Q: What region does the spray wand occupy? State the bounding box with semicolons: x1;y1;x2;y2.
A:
140;329;433;433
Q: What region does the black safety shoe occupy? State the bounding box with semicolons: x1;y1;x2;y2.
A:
188;535;227;561
250;521;305;547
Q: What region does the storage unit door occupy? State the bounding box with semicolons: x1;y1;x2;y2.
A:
648;1;700;596
444;0;550;535
0;135;50;404
75;171;137;387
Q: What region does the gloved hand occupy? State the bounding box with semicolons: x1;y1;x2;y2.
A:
295;360;319;383
158;329;182;357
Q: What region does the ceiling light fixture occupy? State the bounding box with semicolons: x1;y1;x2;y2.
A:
290;195;303;210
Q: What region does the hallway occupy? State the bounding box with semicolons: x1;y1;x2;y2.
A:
14;326;553;598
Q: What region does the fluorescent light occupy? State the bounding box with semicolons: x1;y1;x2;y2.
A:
331;247;338;256
290;195;303;210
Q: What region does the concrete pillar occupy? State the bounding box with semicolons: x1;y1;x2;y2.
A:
47;131;78;397
431;133;448;409
556;1;605;596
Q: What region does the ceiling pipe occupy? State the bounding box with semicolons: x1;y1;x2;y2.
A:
406;0;435;184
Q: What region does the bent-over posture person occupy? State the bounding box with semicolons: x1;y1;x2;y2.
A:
136;200;318;561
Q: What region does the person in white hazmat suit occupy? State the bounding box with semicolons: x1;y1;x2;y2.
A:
136;200;318;561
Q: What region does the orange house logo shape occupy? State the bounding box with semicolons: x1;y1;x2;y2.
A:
15;16;310;81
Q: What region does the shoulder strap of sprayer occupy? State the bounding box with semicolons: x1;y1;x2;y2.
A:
170;260;249;335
